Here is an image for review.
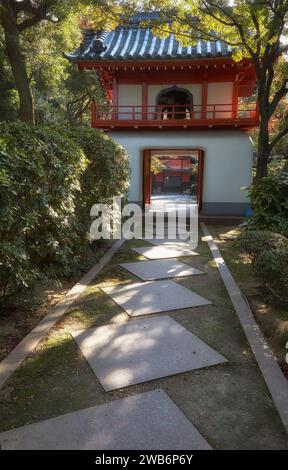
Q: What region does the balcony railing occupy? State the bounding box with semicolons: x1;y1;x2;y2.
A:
91;103;259;129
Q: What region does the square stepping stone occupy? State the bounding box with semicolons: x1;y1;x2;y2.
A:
0;389;211;450
71;316;227;391
132;245;199;259
120;259;205;281
146;238;192;247
102;279;211;317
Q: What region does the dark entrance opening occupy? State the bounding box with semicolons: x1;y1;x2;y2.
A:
156;86;193;120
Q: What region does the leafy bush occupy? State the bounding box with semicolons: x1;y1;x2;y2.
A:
247;174;288;237
0;123;130;301
238;230;288;304
64;126;130;230
0;122;87;298
254;249;288;303
238;230;288;261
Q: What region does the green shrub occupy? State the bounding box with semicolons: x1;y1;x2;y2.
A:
238;229;288;304
64;126;130;231
238;230;288;261
0;123;130;302
254;249;288;303
247;174;288;237
0;122;87;299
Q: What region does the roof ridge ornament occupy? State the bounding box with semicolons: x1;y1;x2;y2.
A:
91;31;109;53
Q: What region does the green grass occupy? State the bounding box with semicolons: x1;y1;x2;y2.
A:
208;225;288;372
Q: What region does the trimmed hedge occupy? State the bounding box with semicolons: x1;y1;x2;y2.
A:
254;248;288;302
0;122;130;301
247;174;288;237
238;230;288;261
238;230;288;304
241;175;288;303
65;126;130;230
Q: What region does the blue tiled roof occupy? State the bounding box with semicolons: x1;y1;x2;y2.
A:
66;16;232;62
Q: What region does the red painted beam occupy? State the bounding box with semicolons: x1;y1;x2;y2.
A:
91;120;259;131
76;57;254;70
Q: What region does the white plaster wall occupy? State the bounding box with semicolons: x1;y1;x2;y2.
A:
118;84;142;120
207;82;233;118
108;130;253;209
148;84;202;119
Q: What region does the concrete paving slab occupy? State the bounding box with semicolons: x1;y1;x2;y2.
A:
71;316;226;391
102;279;211;317
0;389;211;450
145;238;192;247
132;245;199;259
120;259;205;281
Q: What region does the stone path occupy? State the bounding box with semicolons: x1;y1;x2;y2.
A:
132;245;199;259
1;230;288;450
72;316;226;391
120;259;204;281
0;390;211;450
103;279;211;317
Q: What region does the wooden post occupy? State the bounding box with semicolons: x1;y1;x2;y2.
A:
112;78;118;120
201;82;208;119
142;82;148;120
232;79;239;119
143;149;151;206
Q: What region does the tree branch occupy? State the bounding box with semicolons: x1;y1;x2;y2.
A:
269;124;288;151
269;79;288;117
15;0;58;31
199;0;258;60
15;0;39;15
18;13;57;31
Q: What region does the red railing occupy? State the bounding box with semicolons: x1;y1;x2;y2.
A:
91;103;258;127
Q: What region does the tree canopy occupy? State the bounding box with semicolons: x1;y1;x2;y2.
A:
0;0;112;123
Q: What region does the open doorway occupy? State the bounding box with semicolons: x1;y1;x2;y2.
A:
156;86;193;120
143;149;204;209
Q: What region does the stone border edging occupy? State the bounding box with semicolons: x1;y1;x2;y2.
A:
201;222;288;434
0;238;126;390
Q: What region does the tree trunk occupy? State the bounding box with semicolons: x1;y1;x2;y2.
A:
255;104;270;180
256;149;269;179
1;13;35;124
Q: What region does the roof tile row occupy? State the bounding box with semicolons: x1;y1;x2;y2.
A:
67;26;232;62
